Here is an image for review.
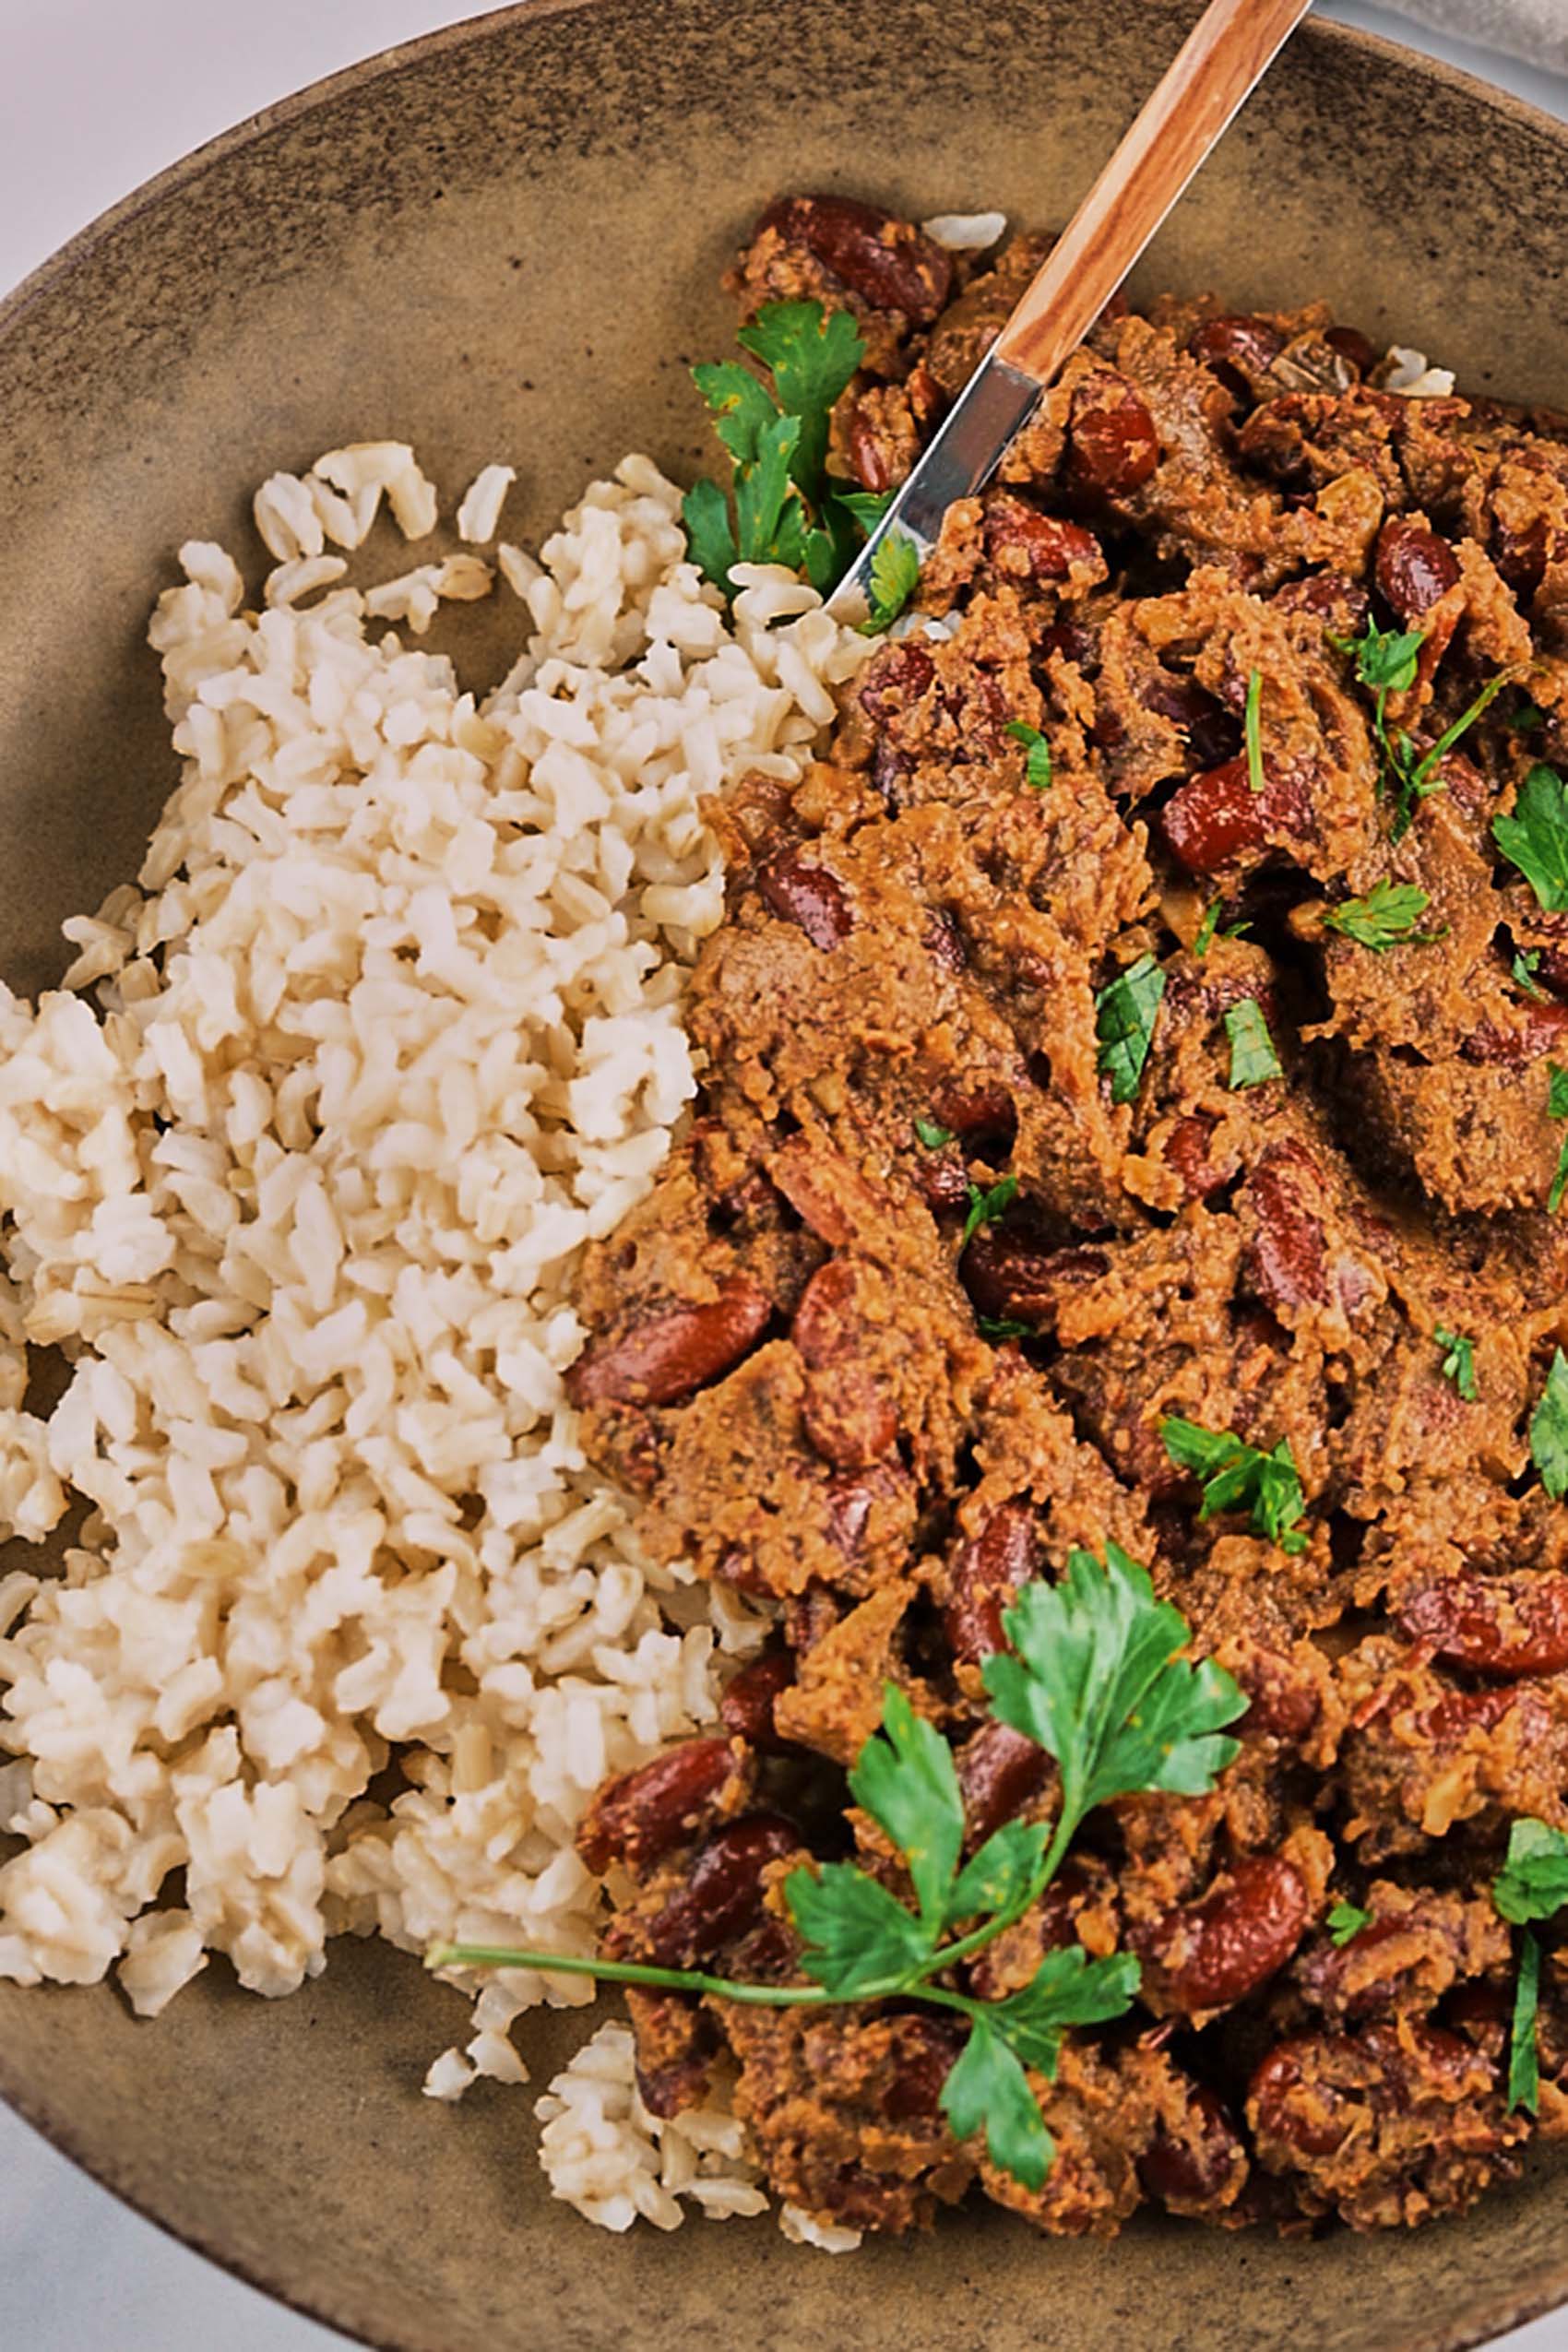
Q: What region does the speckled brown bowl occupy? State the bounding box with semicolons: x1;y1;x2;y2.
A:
3;5;1568;2346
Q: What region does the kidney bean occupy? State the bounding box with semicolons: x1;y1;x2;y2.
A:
960;1229;1110;1325
858;639;935;719
1237;1647;1321;1741
1248;2038;1353;2157
1324;324;1378;378
1138;2085;1247;2210
756;849;853;948
882;2014;968;2120
930;1080;1017;1151
793;1258;898;1470
566;1278;772;1408
1069;374;1160;495
755;195;952;323
1187;315;1286;392
1161;754;1311;876
1038;617;1098;671
578;1737;736;1875
638;1812;799;1966
1242;1141;1329;1313
1271;570;1371;634
1373;517;1460;624
1164;1114;1230;1202
823;1464;909;1562
956;1718;1051;1847
913;1147;971;1213
1397;1572;1568;1678
983;493;1103;584
924;909;968;973
1416;1682;1523;1746
783;1581;841;1654
720;1647;799;1752
1462;995;1568;1065
944;1501;1039;1664
1492;510;1550;600
1141;670;1241;772
1149;1854;1310;2014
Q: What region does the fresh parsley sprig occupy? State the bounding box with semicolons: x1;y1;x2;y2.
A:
860;528;922;635
1496;765;1568;912
1095;955;1167;1106
962;1174;1019;1248
1224;998;1282;1089
1005;719;1053;794
1434;1324;1477;1400
1515;948;1550;1002
1331;617;1507;841
1531;1348;1568;1501
1326;1900;1370;1948
682;300;885;600
1322;880;1438;953
1492;1819;1568;2112
427;1545;1243;2195
1160;1417;1310;1554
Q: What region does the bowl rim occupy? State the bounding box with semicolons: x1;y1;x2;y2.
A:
4;4;1568;2347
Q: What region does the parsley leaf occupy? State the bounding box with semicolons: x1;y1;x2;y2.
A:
1495;765;1568;912
1493;1818;1568;1926
1095;955;1166;1105
1322;879;1436;953
913;1115;954;1148
962;1175;1018;1248
732;411;808;569
1515;947;1549;1002
984;1542;1245;1818
1549;1063;1568;1216
1224;998;1282;1088
1530;1348;1568;1500
1434;1324;1477;1401
847;1685;964;1930
1193;900;1222;959
1509;1929;1543;2114
680;477;739;592
948;1819;1051;1926
785;1859;935;1999
985;1946;1143;2075
1244;668;1265;794
1327;1901;1371;1948
691;359;781;467
860;528;922;635
1160;1418;1310;1554
1517;700;1548;734
1332;617;1425;696
1005;719;1053;793
736;301;863;505
941;2014;1054;2190
835;488;895;534
977;1314;1032;1341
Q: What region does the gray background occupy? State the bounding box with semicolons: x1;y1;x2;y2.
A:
2;3;1566;2347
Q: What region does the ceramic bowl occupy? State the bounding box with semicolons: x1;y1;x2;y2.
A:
4;5;1568;2346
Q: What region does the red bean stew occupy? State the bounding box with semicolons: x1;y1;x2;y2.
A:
564;194;1568;2238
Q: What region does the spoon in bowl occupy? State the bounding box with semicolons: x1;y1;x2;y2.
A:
828;0;1315;621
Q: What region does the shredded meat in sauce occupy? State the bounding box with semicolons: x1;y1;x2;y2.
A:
564;193;1568;2239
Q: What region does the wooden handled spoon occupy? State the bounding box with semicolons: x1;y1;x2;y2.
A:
829;0;1315;619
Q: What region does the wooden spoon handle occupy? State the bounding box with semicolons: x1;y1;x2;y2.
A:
994;0;1314;386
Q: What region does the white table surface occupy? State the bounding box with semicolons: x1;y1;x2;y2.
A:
3;5;1568;2347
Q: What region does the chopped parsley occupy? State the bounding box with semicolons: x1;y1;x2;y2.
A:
1095;956;1167;1106
1322;880;1437;953
1244;667;1265;795
1496;765;1568;913
1434;1324;1477;1401
1516;700;1548;734
1530;1348;1568;1500
1491;1819;1568;2114
1224;998;1282;1089
682;300;886;599
913;1115;955;1149
1159;1417;1310;1554
1331;616;1507;841
962;1174;1019;1248
1005;719;1053;793
1327;1901;1371;1949
1550;1064;1568;1216
860;528;922;635
977;1314;1033;1341
428;1546;1244;2196
1193;900;1222;959
1515;947;1550;1003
